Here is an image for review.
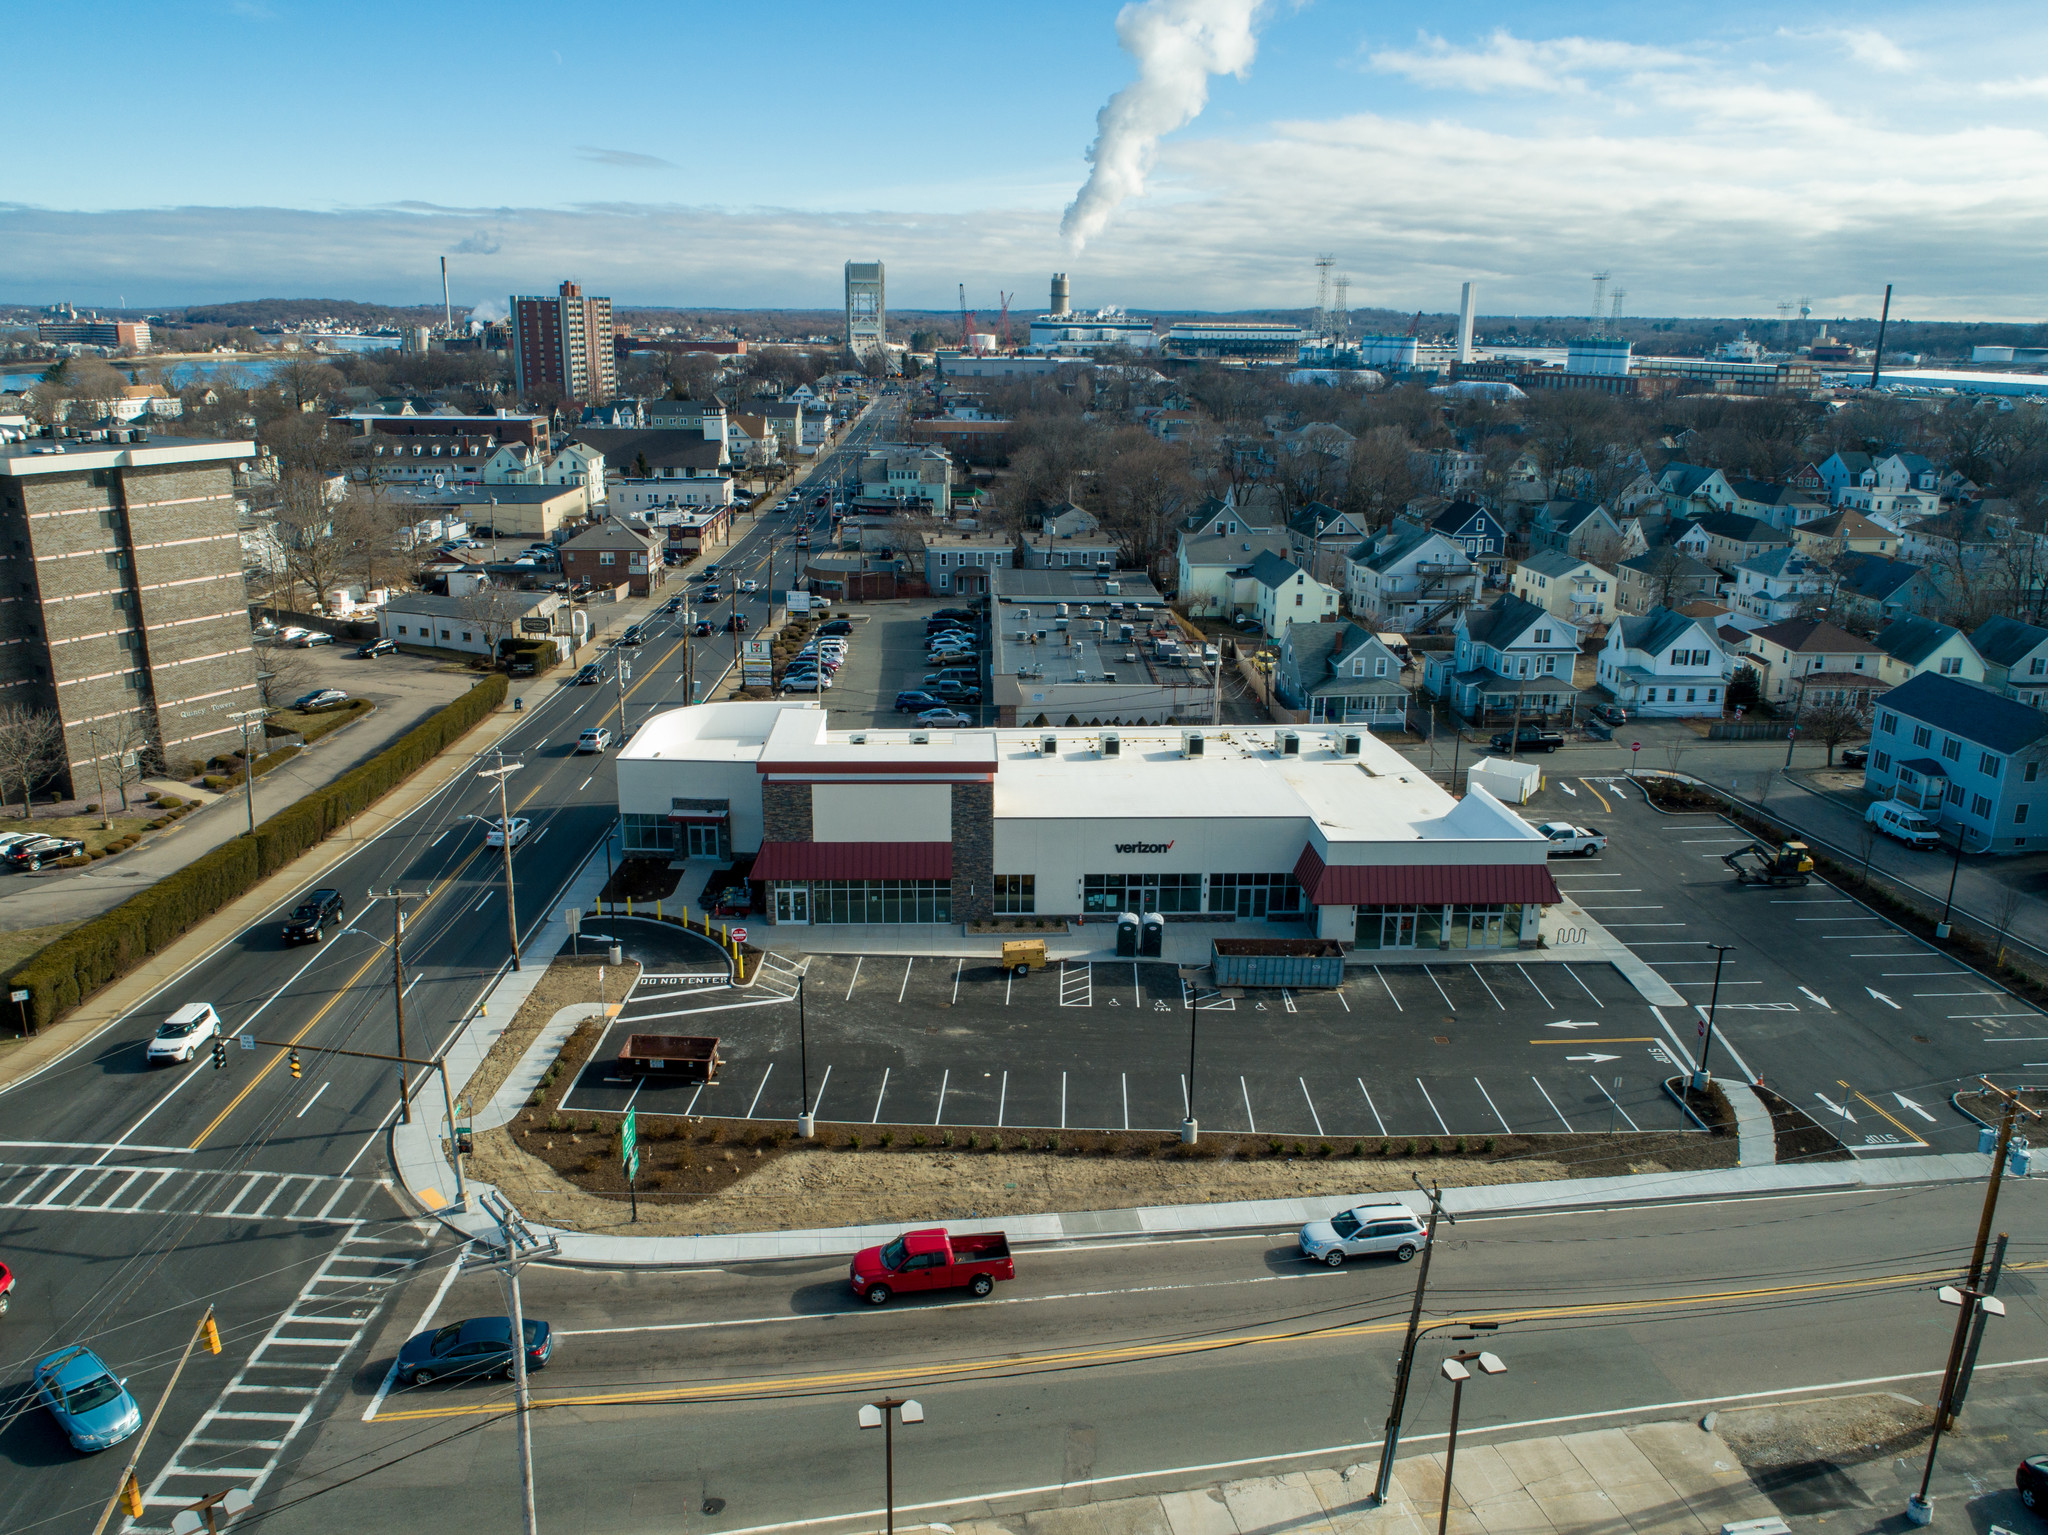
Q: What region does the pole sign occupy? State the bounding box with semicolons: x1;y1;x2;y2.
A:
731;926;748;945
9;989;26;1003
621;1109;638;1182
741;637;773;689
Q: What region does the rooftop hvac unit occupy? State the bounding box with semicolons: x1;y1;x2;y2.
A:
1016;630;1030;642
1089;619;1105;632
1181;731;1205;758
909;730;930;745
1104;580;1121;596
1056;602;1070;617
1280;731;1301;756
1055;616;1069;629
1040;733;1058;755
1077;604;1090;616
1342;732;1363;757
849;733;867;745
1101;730;1121;758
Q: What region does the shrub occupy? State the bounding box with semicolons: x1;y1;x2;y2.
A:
1268;1139;1283;1156
847;1132;863;1150
87;849;107;861
1482;1136;1497;1154
965;1132;979;1150
1454;1136;1467;1155
547;1113;564;1131
1318;1142;1332;1157
1353;1141;1368;1157
911;1132;928;1147
201;776;227;792
84;804;98;814
528;1089;544;1107
879;1129;895;1147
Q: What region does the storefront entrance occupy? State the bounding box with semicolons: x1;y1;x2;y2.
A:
683;823;720;858
773;885;810;924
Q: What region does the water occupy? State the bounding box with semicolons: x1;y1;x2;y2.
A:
3;334;399;392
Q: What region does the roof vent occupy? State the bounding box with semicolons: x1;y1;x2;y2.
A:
1040;733;1058;756
909;730;930;745
1342;732;1363;757
1280;731;1301;757
1181;731;1205;758
1101;730;1121;758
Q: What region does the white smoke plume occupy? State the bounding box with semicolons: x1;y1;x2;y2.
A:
1061;0;1267;253
469;298;508;324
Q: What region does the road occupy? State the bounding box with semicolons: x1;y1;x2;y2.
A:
0;401;885;1535
272;1179;2046;1535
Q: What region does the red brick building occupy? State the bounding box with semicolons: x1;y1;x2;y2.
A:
560;516;664;598
512;281;617;404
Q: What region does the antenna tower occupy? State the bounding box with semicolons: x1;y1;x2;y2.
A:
997;291;1013;348
1314;254;1335;339
1332;274;1350;343
1609;288;1626;332
1591;271;1611;337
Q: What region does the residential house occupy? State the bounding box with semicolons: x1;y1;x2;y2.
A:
1792;509;1896;558
544;440;605;512
923;531;1015;596
1595;608;1729;716
483;442;543;484
1737;619;1887;713
347;433;494;486
1873;616;1986;686
1148;409;1201;443
1273;621;1409;728
1832;552;1941;626
1970;616;2048;709
1412;447;1485;495
1428;499;1512;580
1528;499;1626;563
1656;462;1722;516
1864;674;2048;852
1615;548;1721;616
1732;548;1829;622
1276;421;1356;461
1343;521;1480;634
1511;549;1615;627
1609;467;1663;516
857;445;953;509
1425;596;1581;720
1250;550;1340;640
1875;452;1941;493
1673;512;1790;574
1016;519;1119;571
1837;478;1939;521
752;400;805;455
727;411;780;464
1815;451;1873;502
572;427;733;513
1038;502;1099;538
1787;462;1828;497
1173;497;1285;616
1501;451;1552;506
1287;501;1373;585
1899;503;2026;572
1711;476;1831;530
559;515;665;598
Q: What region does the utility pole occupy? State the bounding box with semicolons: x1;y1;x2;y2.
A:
369;885;432;1122
612;646;632;739
1942;1082;2038;1422
477;753;524;970
226;708;266;835
1374;1176;1456;1502
88;1307;223;1535
465;1192;559;1535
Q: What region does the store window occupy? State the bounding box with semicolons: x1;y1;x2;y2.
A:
1083;873;1202;914
809;880;952;924
622;812;674;853
993;875;1036;915
1353;904;1441;950
1444;903;1522;950
1209;872;1303;918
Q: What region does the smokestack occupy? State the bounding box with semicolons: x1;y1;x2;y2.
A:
441;257;451;331
1051;273;1070;317
1457;282;1477;365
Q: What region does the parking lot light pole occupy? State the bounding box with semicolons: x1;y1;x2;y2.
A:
1437;1350;1507;1535
1937;827;1979;939
1692;943;1735;1091
477;753;524;969
1907;1285;2004;1524
857;1397;924;1535
796;975;815;1138
1177;964;1203;1142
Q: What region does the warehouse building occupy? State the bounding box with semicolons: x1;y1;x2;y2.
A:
615;702;1559;949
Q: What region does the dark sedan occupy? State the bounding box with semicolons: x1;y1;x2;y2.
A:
2020;1454;2048;1509
354;638;397;658
282;889;346;944
396;1317;551;1386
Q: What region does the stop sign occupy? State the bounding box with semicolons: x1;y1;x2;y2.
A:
731;926;748;945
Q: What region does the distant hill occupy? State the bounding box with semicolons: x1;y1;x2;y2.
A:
165;298;441;328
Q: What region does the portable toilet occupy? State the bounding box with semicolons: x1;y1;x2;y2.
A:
1116;913;1141;957
1140;913;1166;957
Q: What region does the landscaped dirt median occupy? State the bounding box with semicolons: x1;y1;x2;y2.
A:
462;952;640;1112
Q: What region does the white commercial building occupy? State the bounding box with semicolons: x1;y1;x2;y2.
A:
615;703;1560;951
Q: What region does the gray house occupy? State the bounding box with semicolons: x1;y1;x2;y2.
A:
1864;673;2048;853
1273;622;1410;728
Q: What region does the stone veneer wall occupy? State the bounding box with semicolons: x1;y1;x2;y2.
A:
759;782;812;923
951;779;994;923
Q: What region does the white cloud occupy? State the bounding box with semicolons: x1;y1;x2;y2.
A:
1828;28;1913;71
1982;74;2048;98
1369;29;1690;94
577;146;676;171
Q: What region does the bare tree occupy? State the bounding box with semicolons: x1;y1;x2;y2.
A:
457;581;529;659
333;479;403;595
1798;697;1865;766
254;641;316;712
1989;879;2026;968
0;706;64;819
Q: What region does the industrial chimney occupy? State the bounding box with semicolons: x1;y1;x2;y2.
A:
441;256;452;331
1050;273;1070;316
1457;281;1477;365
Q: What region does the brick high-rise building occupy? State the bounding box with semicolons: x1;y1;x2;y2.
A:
511;280;616;404
0;433;261;795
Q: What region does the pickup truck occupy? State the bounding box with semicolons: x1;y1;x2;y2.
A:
1535;821;1607;857
1489;728;1565;754
849;1227;1013;1305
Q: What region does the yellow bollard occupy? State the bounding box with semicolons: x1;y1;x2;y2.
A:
628;896;633;916
720;922;728;945
657;899;663;920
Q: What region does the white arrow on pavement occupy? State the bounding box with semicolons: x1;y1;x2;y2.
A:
1893;1092;1938;1123
1867;987;1900;1010
1815;1092;1857;1123
1547;1020;1602;1029
1558;782;1577;796
1567;1052;1622;1063
1799;986;1831;1009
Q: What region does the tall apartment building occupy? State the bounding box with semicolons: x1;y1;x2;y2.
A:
844;261;886;356
510;280;616;404
0;433;260;795
36;318;151;350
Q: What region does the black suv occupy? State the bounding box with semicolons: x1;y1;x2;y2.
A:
1489;728;1565;754
282;889;346;944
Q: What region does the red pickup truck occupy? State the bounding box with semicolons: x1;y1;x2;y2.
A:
849;1227;1013;1306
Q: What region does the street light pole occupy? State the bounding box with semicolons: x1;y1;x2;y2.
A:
477;753;524;970
1937;827;1975;939
857;1397;925;1535
1437;1349;1507;1535
796;975;814;1138
1907;1284;2004;1525
370;885;431;1122
465;1193;558;1535
1784;724;1798;768
1692;943;1735;1091
1177;963;1202;1143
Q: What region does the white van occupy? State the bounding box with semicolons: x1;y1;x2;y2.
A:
148;1003;221;1066
1867;799;1941;849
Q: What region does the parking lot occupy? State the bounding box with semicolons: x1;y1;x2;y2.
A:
794;598;984;730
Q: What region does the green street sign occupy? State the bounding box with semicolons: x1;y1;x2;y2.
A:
625;1148;639;1183
621;1109;638;1165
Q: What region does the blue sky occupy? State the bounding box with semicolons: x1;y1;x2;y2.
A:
8;0;2048;318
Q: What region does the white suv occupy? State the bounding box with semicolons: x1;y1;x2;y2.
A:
1296;1202;1428;1267
578;727;613;754
147;1004;221;1066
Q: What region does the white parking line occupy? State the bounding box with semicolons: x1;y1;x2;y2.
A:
1424;969;1456;1011
1474;1077;1513;1133
1415;1078;1450;1135
1531;1076;1574;1130
1122;1073;1130;1130
1373;967;1402;1011
1336;984;1350;1013
997;1071;1007;1128
810;1065;832;1116
934;1069;950;1124
870;1067;889;1124
1241;1077;1257;1133
1591;1075;1640;1130
898;957;914;1003
1282;988;1297;1014
1061;1071;1068;1129
846;956;863;1001
1470;967;1504;1010
1299;1079;1324;1136
953;959;963;1004
473;891;494;912
1357;1080;1387;1137
1561;965;1604;1006
1517;966;1552;1007
745;1064;774;1118
1133;963;1142;1007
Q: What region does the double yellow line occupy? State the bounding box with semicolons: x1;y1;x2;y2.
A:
372;1258;2035;1424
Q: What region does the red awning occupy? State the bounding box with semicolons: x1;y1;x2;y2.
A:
1293;845;1560;906
750;842;954;881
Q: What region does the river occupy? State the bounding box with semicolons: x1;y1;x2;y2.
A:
3;333;400;393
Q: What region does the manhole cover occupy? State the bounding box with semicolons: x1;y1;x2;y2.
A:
1434;1035;1450;1045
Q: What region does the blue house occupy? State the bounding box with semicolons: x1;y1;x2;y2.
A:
1865;673;2048;853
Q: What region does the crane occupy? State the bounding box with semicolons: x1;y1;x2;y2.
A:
1404;309;1423;338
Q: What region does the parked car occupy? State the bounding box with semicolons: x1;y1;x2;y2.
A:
692;620;714;637
1536;822;1607;857
2017;1454;2048;1510
1489;729;1564;754
818;620;853;636
1589;702;1627;726
848;1227;1013;1305
1840;746;1870;768
146;1002;221;1066
574;663;605;686
292;689;348;712
6;836;84;870
1232;614;1264;633
1296;1202;1428;1267
932;681;981;703
1867;799;1941;849
34;1345;141;1452
275;627;312;646
484;817;531;849
917;708;973;727
577;727;613;754
281;889;346;944
931;608;977;623
289;631;335;648
354;639;397;658
396;1316;552;1386
895;690;941;712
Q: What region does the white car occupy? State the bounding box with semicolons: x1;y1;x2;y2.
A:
1536;822;1607;857
290;631;335;648
484;817;531;848
1297;1202;1428;1268
739;579;760;593
275;627;312;646
577;727;613;754
781;673;830;692
147;1003;221;1066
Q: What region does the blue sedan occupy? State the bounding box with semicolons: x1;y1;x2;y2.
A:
35;1345;141;1452
397;1316;552;1386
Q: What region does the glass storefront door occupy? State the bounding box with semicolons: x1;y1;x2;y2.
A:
774;884;810;925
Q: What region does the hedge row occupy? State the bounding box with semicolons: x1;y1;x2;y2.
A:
5;675;507;1034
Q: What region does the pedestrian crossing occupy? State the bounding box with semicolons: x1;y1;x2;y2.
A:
124;1222;439;1532
0;1160;387;1224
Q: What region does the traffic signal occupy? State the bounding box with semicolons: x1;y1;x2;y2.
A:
211;1037;226;1070
201;1314;221;1355
121;1474;143;1518
288;1049;301;1080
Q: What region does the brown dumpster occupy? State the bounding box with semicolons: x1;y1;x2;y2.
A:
617;1034;722;1081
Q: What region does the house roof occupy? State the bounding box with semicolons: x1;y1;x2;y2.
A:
1287;501;1353;538
1463;594;1558;648
1180;525;1287;569
1517;549;1597;579
1735;548;1821;580
561;515;658;552
1825;451;1873;474
1249;549;1308;590
1880;673;2048;755
1612;607;1703;657
1356;523;1442;574
569;428;724;472
1429;499;1496;536
1618;548;1716;579
1835;551;1927;601
1540;498;1611;534
1750;619;1880;655
1874;615;1961;666
1658;463;1716;497
1803;510;1887;539
1690;512;1788;545
1971;615;2048;668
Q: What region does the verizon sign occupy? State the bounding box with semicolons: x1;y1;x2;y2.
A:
1113;840;1175;855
